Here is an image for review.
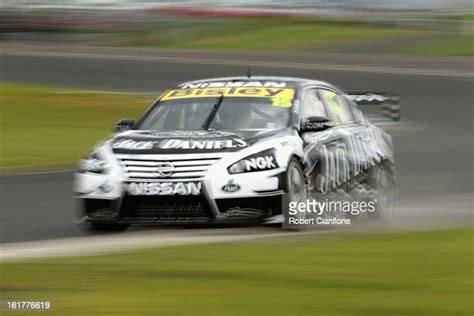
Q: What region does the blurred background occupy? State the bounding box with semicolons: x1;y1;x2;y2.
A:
1;0;472;54
0;1;472;315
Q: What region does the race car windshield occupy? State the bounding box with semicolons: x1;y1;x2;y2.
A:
139;97;292;131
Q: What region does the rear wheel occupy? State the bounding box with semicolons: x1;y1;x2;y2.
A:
367;161;395;218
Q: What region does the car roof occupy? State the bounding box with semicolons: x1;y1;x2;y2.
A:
178;76;337;90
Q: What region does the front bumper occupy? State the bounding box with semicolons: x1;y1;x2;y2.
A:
80;194;282;225
75;170;284;225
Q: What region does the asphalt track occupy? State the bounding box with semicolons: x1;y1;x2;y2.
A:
0;47;472;244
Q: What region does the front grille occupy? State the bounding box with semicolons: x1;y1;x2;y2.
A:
120;196;212;223
116;154;223;181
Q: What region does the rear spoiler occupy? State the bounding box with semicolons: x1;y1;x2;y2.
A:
347;92;400;122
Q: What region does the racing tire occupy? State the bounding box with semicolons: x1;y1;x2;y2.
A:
282;158;307;223
367;160;395;219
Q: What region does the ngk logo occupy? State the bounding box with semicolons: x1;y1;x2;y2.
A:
244;156;276;171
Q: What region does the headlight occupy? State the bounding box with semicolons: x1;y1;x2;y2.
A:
78;153;108;174
228;149;279;174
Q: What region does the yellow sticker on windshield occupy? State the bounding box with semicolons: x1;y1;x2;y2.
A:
160;87;295;103
271;97;293;108
321;90;343;113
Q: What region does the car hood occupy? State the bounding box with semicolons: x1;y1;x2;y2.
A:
110;129;292;154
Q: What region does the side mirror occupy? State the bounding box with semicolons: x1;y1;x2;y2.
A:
115;118;135;132
300;116;333;132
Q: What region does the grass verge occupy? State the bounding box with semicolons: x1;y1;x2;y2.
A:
0;83;152;172
119;17;474;56
0;228;472;315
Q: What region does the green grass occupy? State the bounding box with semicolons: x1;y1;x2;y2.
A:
393;33;474;56
0;228;472;315
0;83;152;171
123;19;421;51
161;27;418;51
431;14;474;21
118;17;474;56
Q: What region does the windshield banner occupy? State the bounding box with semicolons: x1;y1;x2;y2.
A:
160;87;295;107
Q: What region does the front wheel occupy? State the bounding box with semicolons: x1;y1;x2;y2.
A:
282;158;307;222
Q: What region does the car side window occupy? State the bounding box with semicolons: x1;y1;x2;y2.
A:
319;89;354;125
301;89;327;121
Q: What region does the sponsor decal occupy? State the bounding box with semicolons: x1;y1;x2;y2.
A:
127;182;201;195
146;131;236;138
244;155;276;172
315;129;389;194
161;138;247;149
153;162;175;178
228;149;279;174
304;120;326;130
221;179;241;193
349;94;389;103
113;138;247;150
160;87;295;104
180;81;287;89
112;139;156;150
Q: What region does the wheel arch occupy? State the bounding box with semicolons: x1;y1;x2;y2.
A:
287;151;305;169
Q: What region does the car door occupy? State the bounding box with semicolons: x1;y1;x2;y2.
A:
302;86;370;193
316;88;391;194
314;88;362;194
299;87;351;194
